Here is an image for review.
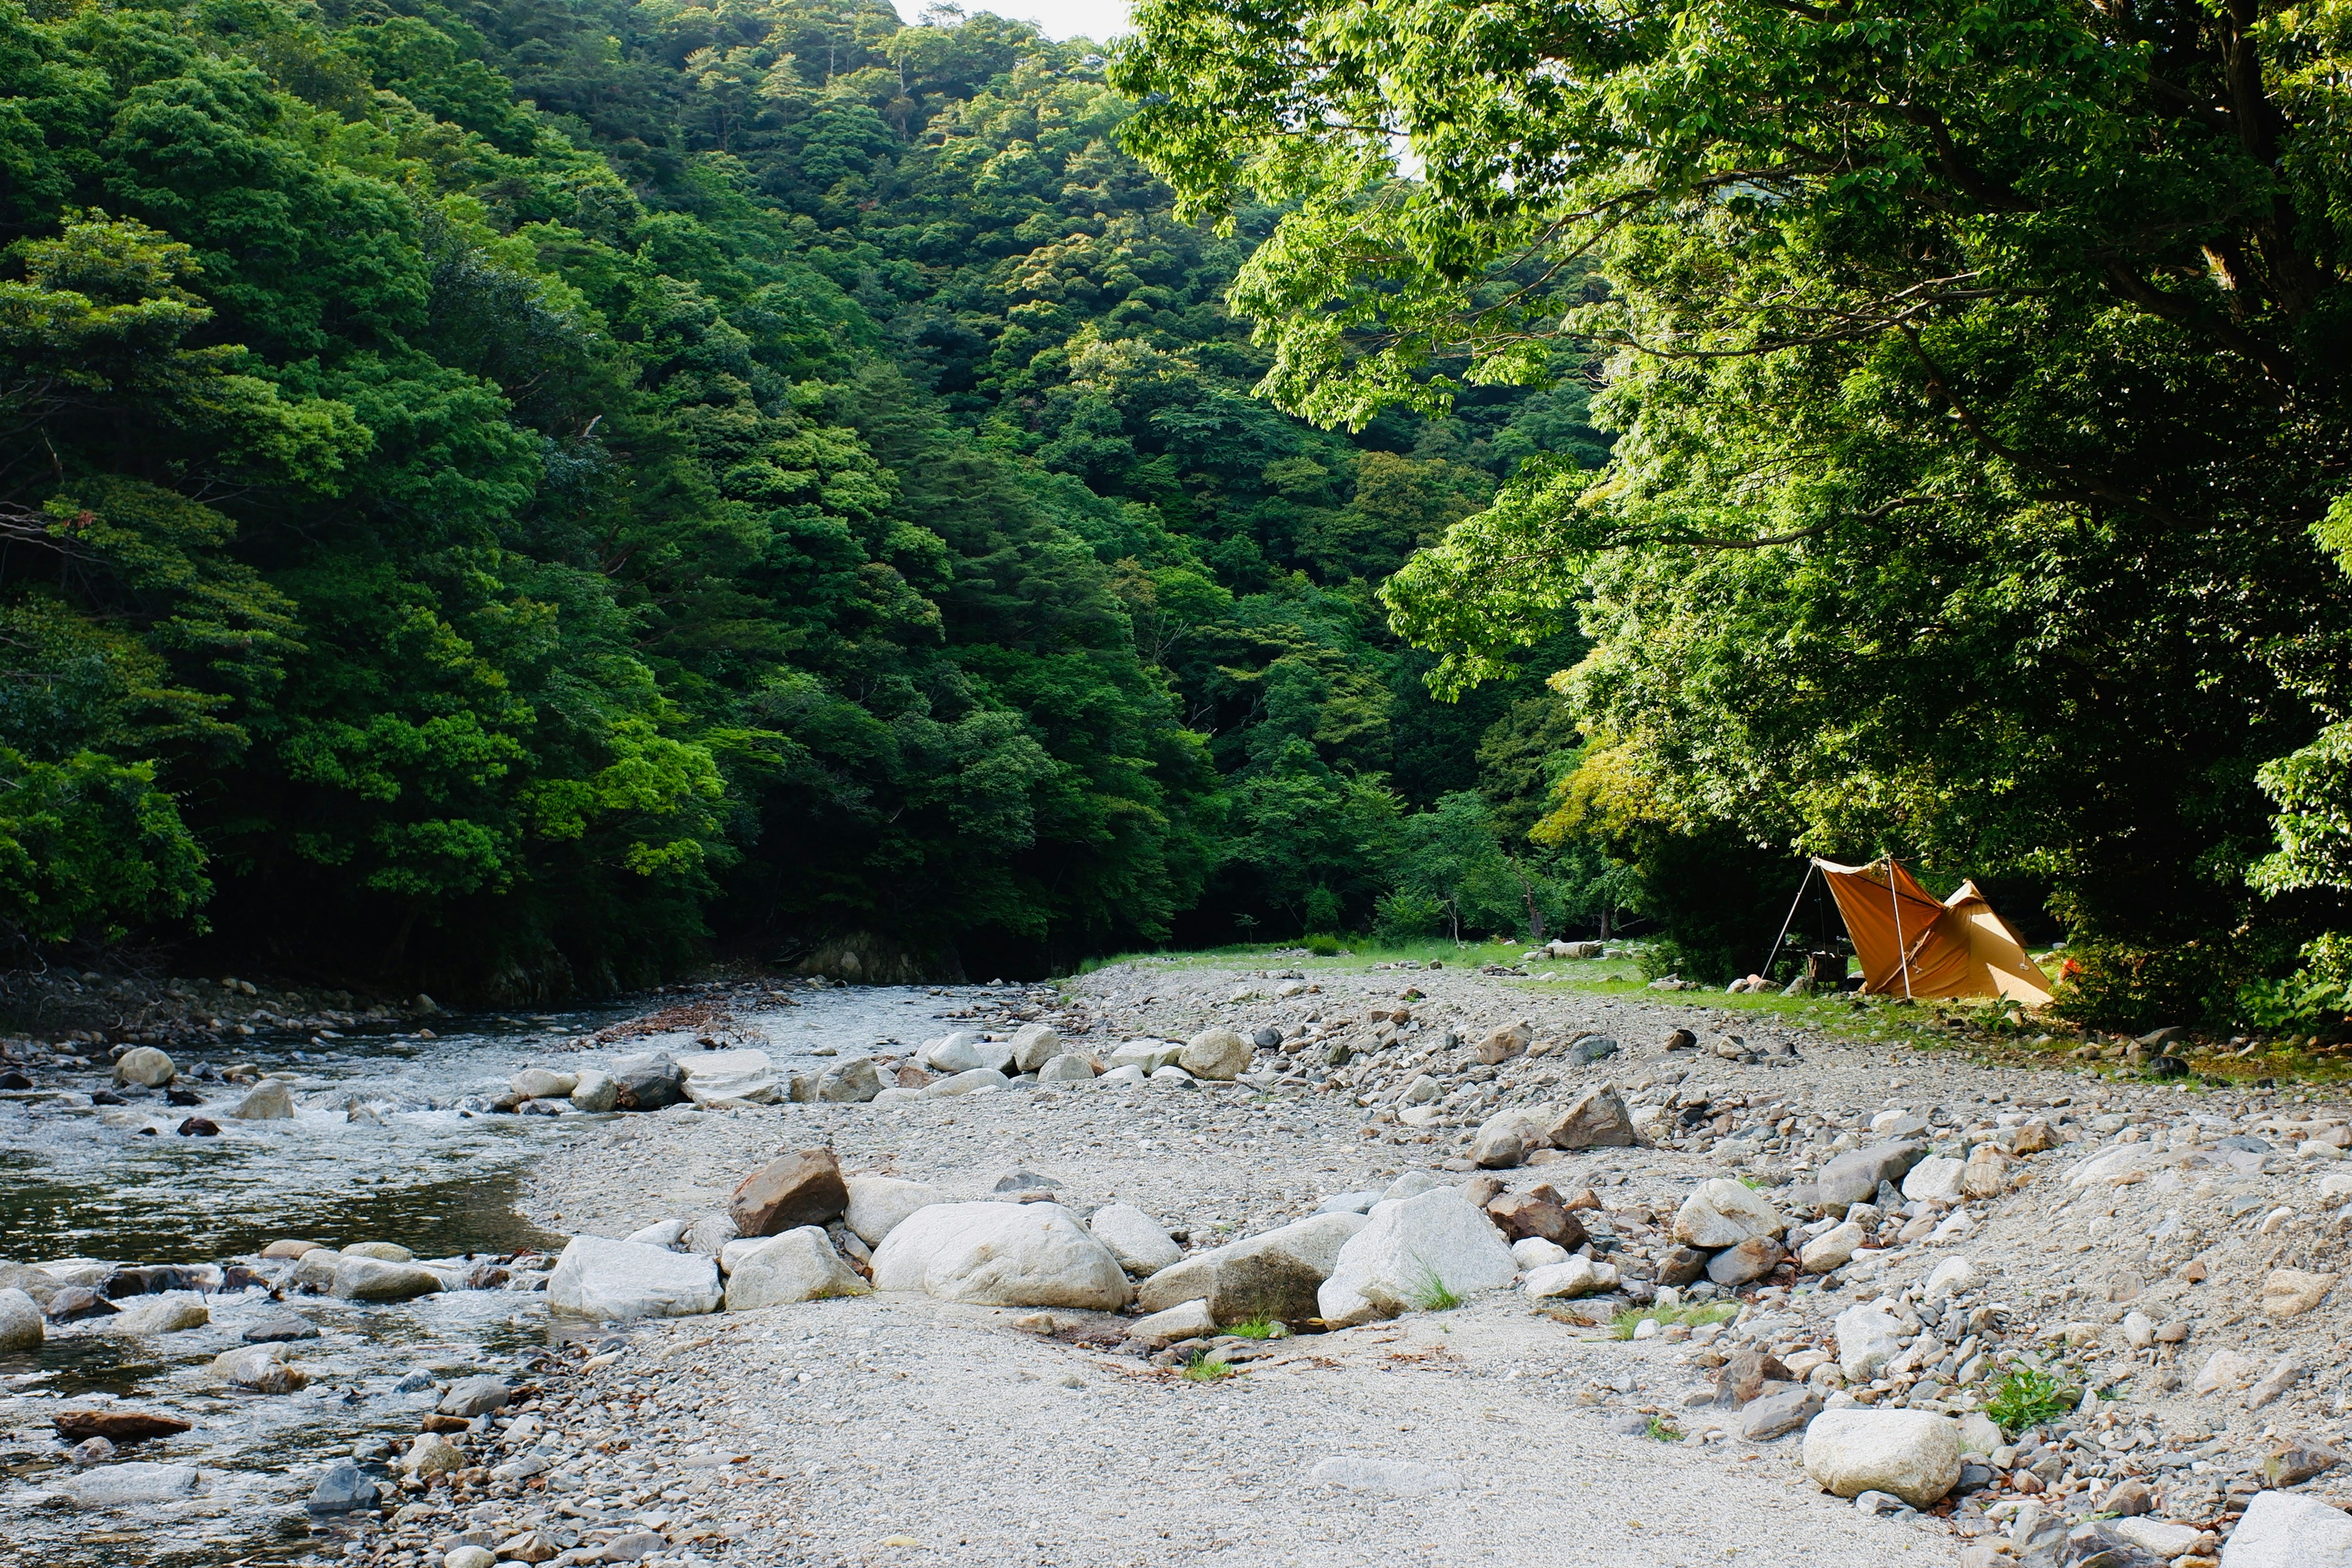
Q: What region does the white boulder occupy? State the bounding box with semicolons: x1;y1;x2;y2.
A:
330;1257;445;1302
1037;1053;1096;1083
1834;1304;1905;1382
923;1067;1010;1098
677;1049;778;1106
2220;1489;2352;1567
547;1235;722;1319
0;1287;43;1351
1521;1257;1617;1300
569;1070;617;1113
842;1176;946;1247
1511;1237;1570;1270
1801;1408;1961;1507
1317;1189;1518;1326
1178;1028;1251;1081
1096;1064;1148;1087
722;1227;870;1310
233;1079;296;1119
1008;1024;1064;1073
1901;1155;1966;1205
1089;1203;1182;1276
57;1461;200;1507
1800;1221;1864;1274
869;1202;1131;1310
1923;1256;1985;1300
113;1047;176;1087
1671;1179;1788;1249
921;1031;1014;1074
1129;1298;1217;1341
108;1292;209;1335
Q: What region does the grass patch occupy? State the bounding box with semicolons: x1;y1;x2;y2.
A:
1226;1316;1284;1340
1609;1302;1740;1340
1646;1417;1684;1442
1178;1350;1237;1382
1405;1261;1463;1313
1986;1366;2079;1434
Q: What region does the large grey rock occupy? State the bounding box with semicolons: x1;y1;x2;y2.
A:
1834;1304;1905;1382
611;1054;686;1110
1545;1086;1639;1149
330;1256;445;1302
922;1067;1009;1098
1706;1235;1786;1286
722;1227;871;1310
1814;1142;1927;1213
817;1058;884;1103
1317;1189;1518;1326
1008;1024;1065;1073
842;1176;945;1247
2220;1489;2352;1567
113;1047;176;1087
1801;1409;1961;1507
1740;1385;1825;1441
1089;1204;1182;1276
107;1292;209;1335
1037;1053;1096;1083
1136;1212;1366;1322
306;1461;377;1515
547;1235;722;1319
1672;1178;1789;1248
56;1461;200;1507
437;1376;511;1417
869;1202;1131;1310
233;1079;296;1120
1521;1257;1616;1299
0;1286;43;1351
1178;1028;1251;1081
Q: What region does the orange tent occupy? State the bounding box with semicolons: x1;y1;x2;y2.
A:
1812;857;2055;1006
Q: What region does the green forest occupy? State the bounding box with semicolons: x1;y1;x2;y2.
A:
4;0;2350;1028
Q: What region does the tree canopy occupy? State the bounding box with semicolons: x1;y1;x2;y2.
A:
1115;0;2352;1020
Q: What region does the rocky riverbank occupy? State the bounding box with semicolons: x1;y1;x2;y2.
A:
426;955;2352;1568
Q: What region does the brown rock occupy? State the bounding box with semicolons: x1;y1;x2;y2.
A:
260;1240;326;1260
1656;1244;1708;1287
2101;1479;2155;1515
1562;1188;1603;1212
2261;1268;2335;1319
420;1413;472;1434
2182;1259;2208;1283
2011;1119;2057;1155
1545;1086;1639;1150
51;1409;193;1445
1960;1147;2010;1200
895;1064;933;1088
1485;1193;1588;1251
728;1149;850;1237
1461;1176;1506;1208
2264;1436;2345;1488
1664;1029;1697;1052
1716;1348;1793;1406
1476;1025;1531;1066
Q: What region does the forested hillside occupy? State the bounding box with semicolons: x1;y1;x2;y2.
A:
0;0;1615;995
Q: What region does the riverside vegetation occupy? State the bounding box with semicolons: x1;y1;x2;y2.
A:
4;0;2350;1036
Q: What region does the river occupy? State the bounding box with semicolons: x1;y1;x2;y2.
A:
0;978;1005;1566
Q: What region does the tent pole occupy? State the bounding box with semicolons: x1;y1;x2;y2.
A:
1889;854;1913;998
1761;861;1814;981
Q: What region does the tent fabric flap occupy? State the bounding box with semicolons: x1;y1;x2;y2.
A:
1812;858;2054;1006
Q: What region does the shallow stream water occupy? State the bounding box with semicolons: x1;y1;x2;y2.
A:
0;981;989;1566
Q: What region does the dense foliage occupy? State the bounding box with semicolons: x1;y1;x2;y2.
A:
1116;0;2352;1021
0;0;1621;993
